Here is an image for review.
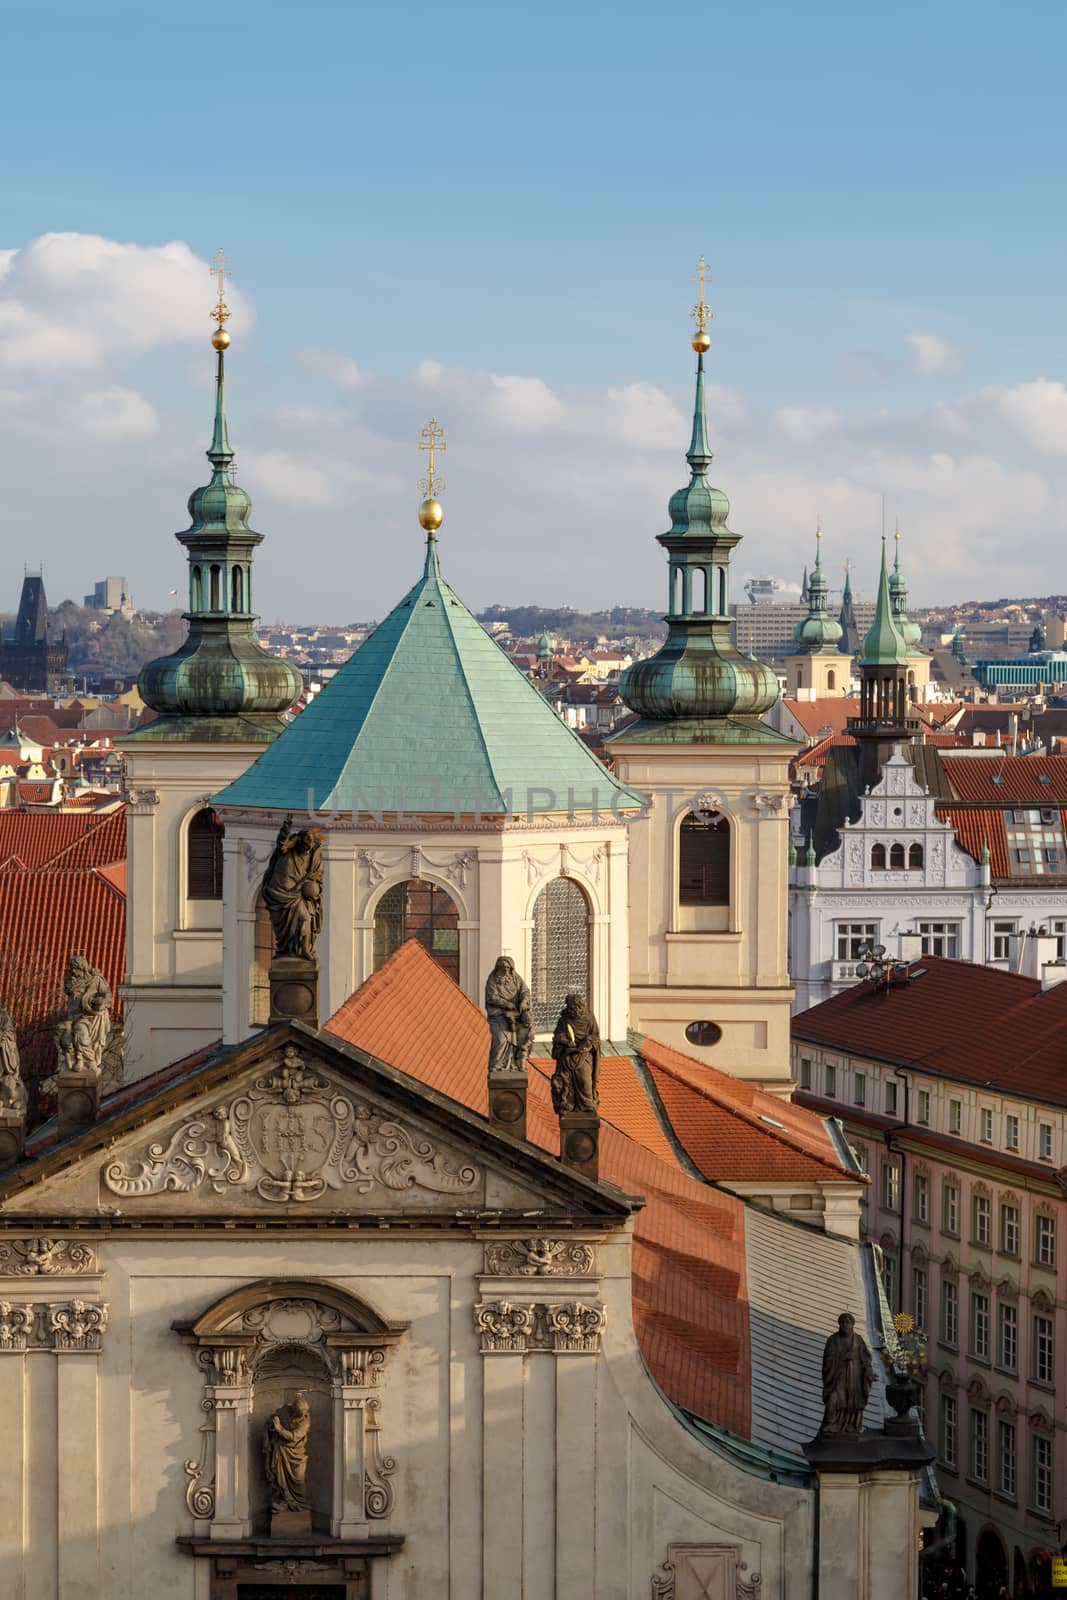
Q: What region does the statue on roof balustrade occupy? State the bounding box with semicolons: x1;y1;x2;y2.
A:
55;955;111;1075
484;955;533;1075
263;818;325;961
0;1010;25;1113
818;1311;874;1436
550;992;601;1115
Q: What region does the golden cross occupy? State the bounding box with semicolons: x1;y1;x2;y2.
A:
418;417;447;498
691;254;712;332
210;247;232;327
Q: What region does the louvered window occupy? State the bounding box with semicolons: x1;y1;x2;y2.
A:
678;815;729;906
187;808;224;900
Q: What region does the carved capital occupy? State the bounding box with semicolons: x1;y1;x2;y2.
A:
545;1300;606;1353
475;1298;536;1353
47;1298;109;1351
0;1237;97;1276
0;1301;35;1350
125;787;160;813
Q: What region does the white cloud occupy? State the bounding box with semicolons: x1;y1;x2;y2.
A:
487;373;563;434
996;379;1067;455
775;406;842;443
907;332;955;376
414;358;446;387
603;382;685;451
72;386;158;441
240;449;338;508
0;232;254;372
298;347;362;389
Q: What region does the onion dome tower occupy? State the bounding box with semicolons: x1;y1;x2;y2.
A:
792;529;843;654
610;263;796;1093
851;536;916;735
888;526;923;651
618;289;779;730
133;259;302;739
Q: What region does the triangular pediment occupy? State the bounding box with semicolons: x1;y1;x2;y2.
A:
0;1025;635;1223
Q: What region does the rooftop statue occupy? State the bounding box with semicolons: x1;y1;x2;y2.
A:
550;993;600;1115
819;1312;874;1436
484;955;533;1075
263;819;324;961
55;955;111;1075
0;1010;25;1114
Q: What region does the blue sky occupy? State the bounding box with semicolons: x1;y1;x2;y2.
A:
2;0;1066;619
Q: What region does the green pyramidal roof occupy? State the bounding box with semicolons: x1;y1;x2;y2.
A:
214;541;643;817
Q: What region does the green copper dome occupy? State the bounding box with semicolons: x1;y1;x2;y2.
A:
792;533;843;654
619;352;780;729
132;341;302;741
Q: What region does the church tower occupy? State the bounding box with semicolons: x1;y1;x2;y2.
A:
783;528;846;696
846;536;921;772
121;256;302;1078
888;526;932;699
609;264;797;1092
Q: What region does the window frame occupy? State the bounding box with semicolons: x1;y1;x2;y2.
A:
940;1278;959;1348
997;1301;1018;1373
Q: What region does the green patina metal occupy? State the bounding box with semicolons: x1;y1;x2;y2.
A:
792;535;843;655
860;538;911;666
213;539;645;817
614;350;782;740
128;346;302;743
889;536;923;652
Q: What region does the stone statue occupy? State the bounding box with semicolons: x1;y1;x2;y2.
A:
819;1312;874;1435
263;1393;311;1511
484;955;533;1074
0;1011;25;1113
55;955;111;1074
550;993;600;1115
263;819;324;961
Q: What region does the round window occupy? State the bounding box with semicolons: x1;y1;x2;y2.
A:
685;1020;722;1047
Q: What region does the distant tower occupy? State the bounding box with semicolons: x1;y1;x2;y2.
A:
610;259;796;1092
535;628;554;679
887;526;931;699
800;563;809;607
784;528;846;696
0;573;68;692
837;563;859;655
847;537;919;759
121;253;302;1079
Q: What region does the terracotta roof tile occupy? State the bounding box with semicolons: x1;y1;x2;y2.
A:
941;754;1067;803
326;941;751;1432
0;807;126;871
785;698;862;738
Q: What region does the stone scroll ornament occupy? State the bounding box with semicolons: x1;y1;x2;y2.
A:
0;1237;96;1275
103;1044;480;1204
484;1239;595;1277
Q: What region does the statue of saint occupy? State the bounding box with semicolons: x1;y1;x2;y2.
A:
484;955;533;1074
263;1394;311;1511
0;1010;25;1113
819;1312;874;1435
55;955;111;1074
550;993;600;1115
263;819;324;961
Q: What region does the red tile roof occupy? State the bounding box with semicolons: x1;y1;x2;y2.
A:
791;955;1067;1105
941;754;1067;803
0;807;126;870
327;941;851;1432
785;698;862;739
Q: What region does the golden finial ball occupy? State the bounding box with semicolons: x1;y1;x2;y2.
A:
692;329;711;354
212;327;231;351
418;497;444;532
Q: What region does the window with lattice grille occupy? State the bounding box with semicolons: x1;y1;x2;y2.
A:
187;808;223;900
531;877;589;1032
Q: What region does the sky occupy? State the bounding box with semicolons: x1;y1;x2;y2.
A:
2;0;1067;621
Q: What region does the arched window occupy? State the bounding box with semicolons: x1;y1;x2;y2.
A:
210;564;221;611
672;566;683;614
871;843;887;870
909;842;924;869
889;842;906;870
373;879;459;982
692;567;708;614
231;565;244;612
531;876;590;1032
679;814;730;906
827;669;836;690
716;568;727;613
191;565;203;611
187;808;224;899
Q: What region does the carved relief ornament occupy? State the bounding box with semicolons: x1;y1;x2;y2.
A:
103;1046;480;1204
474;1297;606;1354
484;1238;596;1277
651;1545;762;1600
0;1299;108;1352
0;1237;97;1275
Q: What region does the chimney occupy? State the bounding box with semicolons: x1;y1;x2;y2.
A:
1041;962;1067;991
898;932;923;964
1019;927;1060;981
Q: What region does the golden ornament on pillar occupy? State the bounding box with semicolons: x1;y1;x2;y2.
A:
418;497;444;532
211;326;231;351
691;328;711;354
